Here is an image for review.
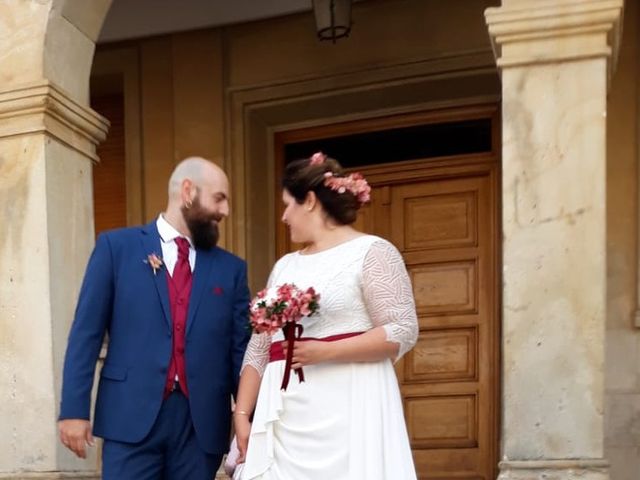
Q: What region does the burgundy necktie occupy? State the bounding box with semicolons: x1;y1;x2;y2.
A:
173;237;192;289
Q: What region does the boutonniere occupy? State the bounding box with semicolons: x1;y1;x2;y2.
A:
144;253;164;275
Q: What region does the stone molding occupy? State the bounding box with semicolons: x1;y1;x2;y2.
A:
485;0;623;77
0;81;109;162
499;459;610;479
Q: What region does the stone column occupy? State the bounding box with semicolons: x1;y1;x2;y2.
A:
485;1;623;479
0;1;110;478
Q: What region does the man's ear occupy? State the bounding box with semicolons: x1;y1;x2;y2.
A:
182;179;196;206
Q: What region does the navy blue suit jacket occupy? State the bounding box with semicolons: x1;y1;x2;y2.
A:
59;221;250;454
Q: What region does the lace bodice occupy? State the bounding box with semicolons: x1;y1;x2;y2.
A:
241;235;419;377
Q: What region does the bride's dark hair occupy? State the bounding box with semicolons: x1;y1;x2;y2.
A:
282;153;365;225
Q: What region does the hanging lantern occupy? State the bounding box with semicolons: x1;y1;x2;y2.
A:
312;0;352;43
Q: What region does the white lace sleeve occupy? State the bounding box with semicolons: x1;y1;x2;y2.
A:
240;332;271;377
362;239;419;360
239;260;282;377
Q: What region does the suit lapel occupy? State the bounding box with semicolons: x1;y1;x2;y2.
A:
141;222;172;331
186;246;217;336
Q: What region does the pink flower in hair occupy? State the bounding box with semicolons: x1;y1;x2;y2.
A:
324;172;372;205
310;152;327;166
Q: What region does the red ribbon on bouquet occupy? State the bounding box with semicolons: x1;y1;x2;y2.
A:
281;322;305;390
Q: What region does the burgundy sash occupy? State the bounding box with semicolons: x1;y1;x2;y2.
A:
269;330;364;390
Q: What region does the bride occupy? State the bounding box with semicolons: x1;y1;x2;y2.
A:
232;153;419;480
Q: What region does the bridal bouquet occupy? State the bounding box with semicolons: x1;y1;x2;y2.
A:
250;283;320;334
249;283;320;389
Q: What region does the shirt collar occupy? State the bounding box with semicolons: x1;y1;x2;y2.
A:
156;214;193;248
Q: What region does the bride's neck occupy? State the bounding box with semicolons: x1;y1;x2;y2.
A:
304;226;361;254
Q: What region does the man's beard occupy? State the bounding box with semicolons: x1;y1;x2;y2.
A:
181;197;222;250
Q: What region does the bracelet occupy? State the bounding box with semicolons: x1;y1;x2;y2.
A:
234;410;250;416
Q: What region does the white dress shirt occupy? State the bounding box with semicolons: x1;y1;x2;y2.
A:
156;214;195;276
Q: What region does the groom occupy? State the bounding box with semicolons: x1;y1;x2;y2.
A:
58;157;250;479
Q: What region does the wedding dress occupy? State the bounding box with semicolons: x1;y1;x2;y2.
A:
236;235;418;480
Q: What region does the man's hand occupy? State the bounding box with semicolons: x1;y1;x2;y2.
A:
58;419;94;459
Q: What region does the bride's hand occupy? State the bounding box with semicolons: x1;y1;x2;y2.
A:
234;414;251;464
284;340;333;369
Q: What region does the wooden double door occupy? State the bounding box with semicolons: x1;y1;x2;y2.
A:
277;108;500;479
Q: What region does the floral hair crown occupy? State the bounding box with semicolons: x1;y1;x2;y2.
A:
309;152;371;205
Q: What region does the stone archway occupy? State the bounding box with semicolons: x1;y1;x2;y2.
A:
0;1;110;477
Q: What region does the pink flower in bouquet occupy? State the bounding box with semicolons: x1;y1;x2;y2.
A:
249;283;320;335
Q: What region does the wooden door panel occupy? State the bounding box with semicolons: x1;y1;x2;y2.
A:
410;261;478;316
406;393;478;448
403;191;478;251
406;326;478;383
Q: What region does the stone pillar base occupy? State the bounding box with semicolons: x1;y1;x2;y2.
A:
0;474;99;480
0;471;231;479
499;459;610;480
0;472;229;479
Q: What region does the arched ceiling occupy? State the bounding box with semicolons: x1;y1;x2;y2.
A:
99;0;315;43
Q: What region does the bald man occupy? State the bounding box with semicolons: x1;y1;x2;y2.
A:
58;157;251;479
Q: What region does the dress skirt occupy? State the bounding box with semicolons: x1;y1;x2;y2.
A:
236;357;417;480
